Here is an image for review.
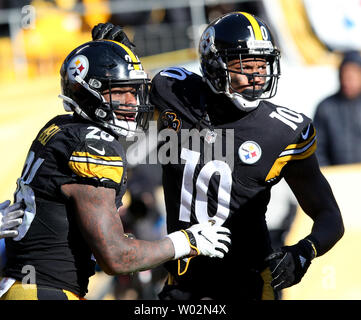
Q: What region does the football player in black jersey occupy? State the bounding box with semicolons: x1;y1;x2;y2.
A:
0;40;231;300
92;12;344;300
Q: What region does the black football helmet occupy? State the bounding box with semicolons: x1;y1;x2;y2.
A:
199;12;281;111
60;40;153;137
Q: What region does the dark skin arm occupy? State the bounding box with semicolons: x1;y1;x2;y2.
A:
283;153;344;256
61;183;175;275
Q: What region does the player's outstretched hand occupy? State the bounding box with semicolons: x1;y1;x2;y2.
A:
0;200;24;239
92;22;136;50
167;221;231;259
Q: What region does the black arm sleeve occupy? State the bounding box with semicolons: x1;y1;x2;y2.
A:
283;153;344;256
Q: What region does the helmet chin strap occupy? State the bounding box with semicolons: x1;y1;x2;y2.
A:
204;77;260;112
225;91;260;112
109;117;137;138
224;77;261;112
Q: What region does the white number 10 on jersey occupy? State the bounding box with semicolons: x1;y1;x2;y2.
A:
178;148;232;226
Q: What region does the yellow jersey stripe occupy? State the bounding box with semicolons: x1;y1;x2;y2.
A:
68;161;124;183
279;135;316;157
62;289;86;300
265;138;316;182
240;12;263;40
69;156;123;167
71;151;122;162
284;129;316;151
0;281;38;300
0;280;85;300
104;40;140;70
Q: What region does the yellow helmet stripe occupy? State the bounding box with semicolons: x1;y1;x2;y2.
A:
104;39;141;70
239;12;263;40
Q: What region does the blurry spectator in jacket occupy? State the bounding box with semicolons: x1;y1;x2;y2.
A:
314;50;361;166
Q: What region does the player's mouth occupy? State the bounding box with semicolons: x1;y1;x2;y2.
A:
115;111;136;122
231;83;264;93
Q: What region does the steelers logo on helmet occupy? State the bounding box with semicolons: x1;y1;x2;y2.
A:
238;141;262;164
199;26;215;56
67;55;89;81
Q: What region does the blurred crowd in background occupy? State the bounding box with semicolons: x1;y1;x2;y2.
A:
0;0;265;82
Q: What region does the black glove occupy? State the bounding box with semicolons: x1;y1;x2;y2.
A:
265;239;317;290
91;22;136;50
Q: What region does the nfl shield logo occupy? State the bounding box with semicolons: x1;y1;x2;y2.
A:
238;141;262;164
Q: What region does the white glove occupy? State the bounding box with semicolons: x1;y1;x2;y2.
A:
167;221;231;259
0;200;24;239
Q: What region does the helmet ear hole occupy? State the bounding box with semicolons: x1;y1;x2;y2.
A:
95;108;108;119
89;78;102;89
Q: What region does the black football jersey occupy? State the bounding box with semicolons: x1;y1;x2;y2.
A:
4;114;127;296
150;67;316;299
